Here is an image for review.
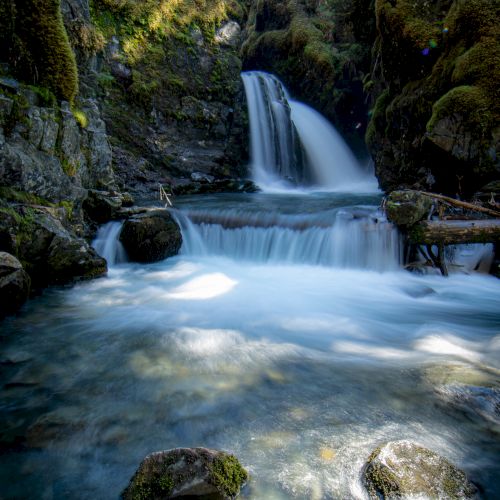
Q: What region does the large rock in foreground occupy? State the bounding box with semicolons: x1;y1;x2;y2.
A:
119;210;182;263
0;252;30;317
122;447;248;499
364;441;478;499
0;206;107;288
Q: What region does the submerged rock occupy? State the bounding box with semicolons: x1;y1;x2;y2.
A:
122;447;248;499
119;210;182;263
364;440;478;499
0;252;30;317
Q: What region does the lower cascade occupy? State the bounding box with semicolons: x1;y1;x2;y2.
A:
173;204;401;272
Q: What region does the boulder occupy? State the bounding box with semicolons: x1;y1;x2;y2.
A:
385;190;434;227
122;447;248;499
364;441;478;499
45;235;107;284
0;252;30;317
83;189;123;223
119;210;182;263
0;206;106;286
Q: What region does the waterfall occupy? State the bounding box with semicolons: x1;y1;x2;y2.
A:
241;71;306;187
241;71;378;192
92;221;127;266
173;207;401;272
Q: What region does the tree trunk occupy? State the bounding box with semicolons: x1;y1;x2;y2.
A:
409;220;500;245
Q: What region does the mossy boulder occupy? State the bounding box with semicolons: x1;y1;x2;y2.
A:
119;210;182;263
364;440;478;499
0;205;106;288
122;447;248;499
385;190;434;227
0;251;30;318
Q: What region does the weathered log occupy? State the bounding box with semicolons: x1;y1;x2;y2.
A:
419;191;500;218
409;219;500;245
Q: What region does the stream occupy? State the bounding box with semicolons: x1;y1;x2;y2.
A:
1;71;499;498
1;191;499;499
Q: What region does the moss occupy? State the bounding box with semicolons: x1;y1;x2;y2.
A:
365;89;391;147
0;187;50;206
426;85;492;134
445;0;500;45
58;200;74;220
26;85;57;107
71;108;89;128
12;0;79;102
452;37;500;100
61;158;79;177
209;454;248;497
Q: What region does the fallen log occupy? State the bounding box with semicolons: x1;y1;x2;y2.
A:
409;219;500;245
419;191;500;218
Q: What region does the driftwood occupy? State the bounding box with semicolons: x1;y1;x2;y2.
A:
409;219;500;245
419;191;500;218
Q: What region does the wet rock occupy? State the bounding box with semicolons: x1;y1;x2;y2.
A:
0;96;14;122
81;99;114;189
119;210;182;263
0;137;84;203
46;234;107;284
83;189;123;223
215;21;241;47
122;447;248;499
364;440;478;499
0;207;106;286
0;252;30;317
191;171;215;183
385;190;434;227
436;384;500;427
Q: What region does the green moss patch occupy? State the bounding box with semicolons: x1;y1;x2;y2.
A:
209;453;248;497
6;0;79;102
427;85;492;134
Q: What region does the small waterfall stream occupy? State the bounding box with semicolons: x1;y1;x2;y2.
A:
92;221;127;266
173;205;401;272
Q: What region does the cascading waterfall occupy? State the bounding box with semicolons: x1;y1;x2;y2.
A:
241;71;306;186
92;221;127;266
173;206;402;272
241;70;378;191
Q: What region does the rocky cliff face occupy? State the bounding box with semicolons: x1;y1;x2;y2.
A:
0;0;251;311
368;0;500;196
62;0;249;198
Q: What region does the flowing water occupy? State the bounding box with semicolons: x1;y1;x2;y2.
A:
1;192;499;499
241;71;377;192
1;73;499;499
